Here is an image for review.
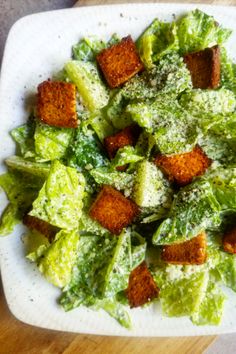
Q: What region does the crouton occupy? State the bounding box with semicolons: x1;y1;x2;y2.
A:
23;214;59;242
154;146;211;186
37;80;78;128
89;185;139;235
223;225;236;254
126;261;159;308
161;232;207;265
96;36;144;88
183;45;220;89
104;124;141;159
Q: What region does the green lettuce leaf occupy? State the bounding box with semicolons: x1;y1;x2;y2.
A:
131;232;146;270
180;88;236;116
160;271;209;317
29;160;85;229
34;122;73;161
191;281;226;325
37;229;79;288
127;99;197;155
73;37;106;61
60;234;117;309
5;155;50;178
110;146;144;169
220;47;236;94
133;160;173;209
0;171;43;236
103;229;132;297
136;19;179;69
65;60;109;112
10;118;36;158
177;9;232;54
90;167;134;194
153;180;221;245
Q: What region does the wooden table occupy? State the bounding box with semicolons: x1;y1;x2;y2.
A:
0;0;235;352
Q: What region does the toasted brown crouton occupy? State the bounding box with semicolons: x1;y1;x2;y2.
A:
161;232;207;265
104;125;141;159
37;81;78;128
89;185;139;235
23;214;59;242
96;36;143;88
223;226;236;254
154;146;211;186
126;261;159;308
183;45;220;89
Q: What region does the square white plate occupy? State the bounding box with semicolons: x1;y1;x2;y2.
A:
0;3;236;336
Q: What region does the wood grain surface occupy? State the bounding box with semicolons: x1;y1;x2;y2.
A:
0;0;235;353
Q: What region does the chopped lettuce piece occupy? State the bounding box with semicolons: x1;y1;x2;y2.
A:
34;122;73;161
103;229;132;297
10;118;36;158
220;47;236;94
30;160;85;230
215;251;236;292
191;281;226;325
89;111;115;142
0;172;43;236
73;37;106;61
37;230;79;288
60;235;117;309
67;127;108;172
136;19;179;68
65;60;109;112
177;9;232;54
24;230;50;261
133;160;172;208
131;232;146;269
180;88;236;115
207;167;236;212
110;146;144;169
5;155;50;178
94;298;131;329
90;167;134;194
153;180;221;245
160;271;209;317
127;99;197;155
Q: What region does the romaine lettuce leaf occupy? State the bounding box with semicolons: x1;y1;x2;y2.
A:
37;229;79;288
127;99;197;155
191;281;226;325
5;156;50;178
153;180;221;245
29;160;85;230
133;160;173;208
60;234;118;309
34;122;73;161
67;127;108;172
65;60;109;112
220;47;236;94
73;37;106;61
90;167;134;194
110;146;143;169
160;271;209;317
0;171;43;236
103;229;132;297
136;19;179;68
177;9;232;54
89;111;115;142
131;232;146;270
180;88;236;115
10;118;36;158
93;298;131;329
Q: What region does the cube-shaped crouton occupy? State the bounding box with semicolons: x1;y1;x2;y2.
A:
37;80;78;128
104;124;141;159
96;36;143;88
126;261;159;308
154;146;211;186
161;232;207;265
223;226;236;254
23;214;59;242
89;185;139;235
183;45;220;89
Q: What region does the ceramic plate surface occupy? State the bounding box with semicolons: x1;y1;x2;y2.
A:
0;3;236;336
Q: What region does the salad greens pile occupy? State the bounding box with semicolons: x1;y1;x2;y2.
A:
1;9;236;328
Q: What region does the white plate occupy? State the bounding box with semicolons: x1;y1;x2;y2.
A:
0;3;236;336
